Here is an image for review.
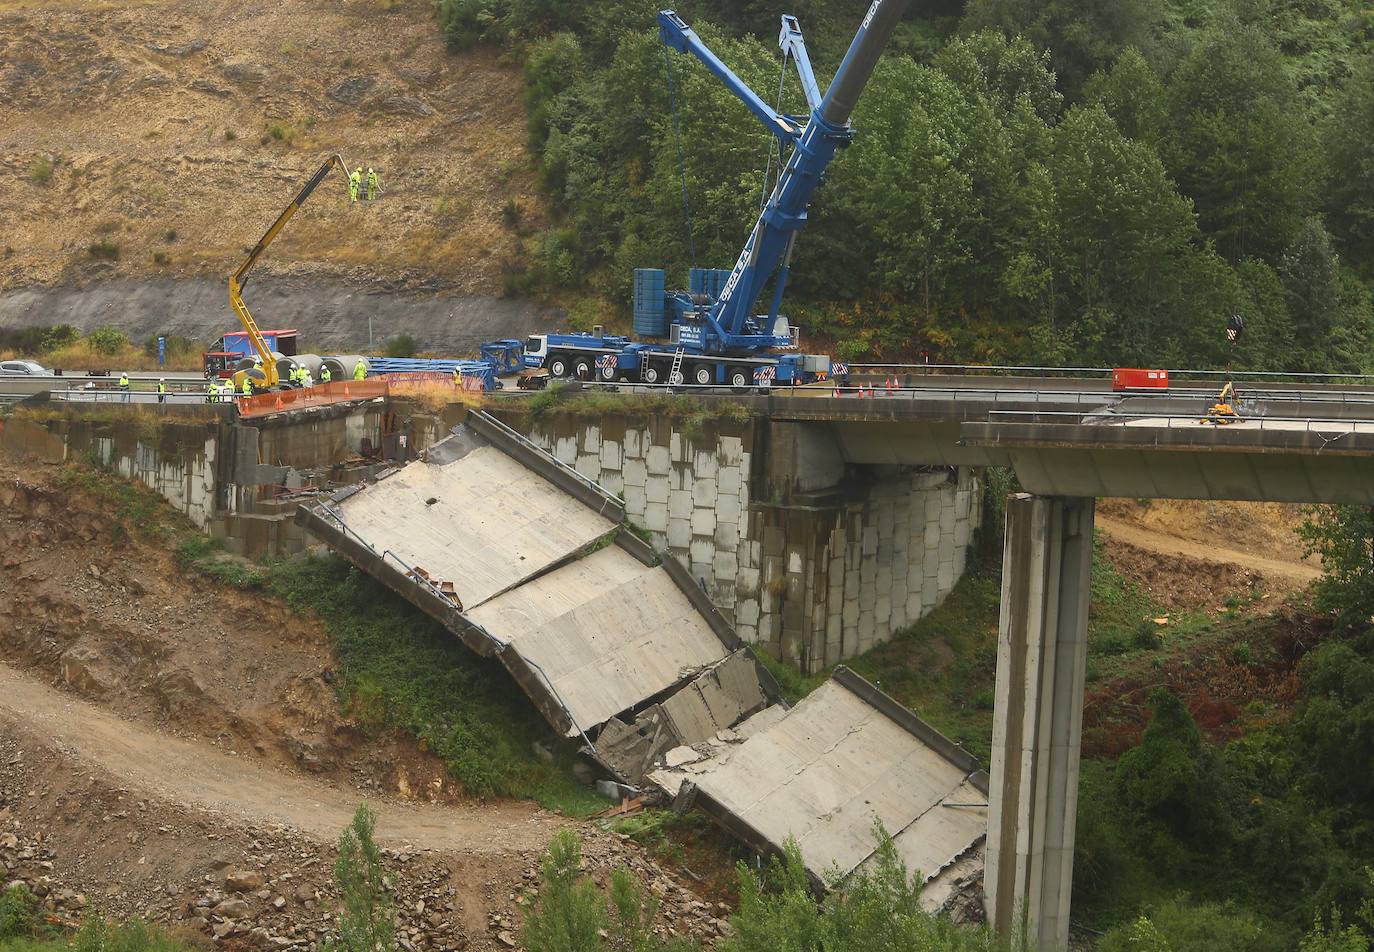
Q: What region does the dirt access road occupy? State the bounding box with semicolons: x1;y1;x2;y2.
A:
1097;516;1320;588
0;661;561;853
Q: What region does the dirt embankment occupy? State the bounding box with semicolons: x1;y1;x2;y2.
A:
1098;498;1321;595
0;0;547;304
0;459;456;791
0;457;731;948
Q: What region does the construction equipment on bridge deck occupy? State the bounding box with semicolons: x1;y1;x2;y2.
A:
228;154;372;391
1202;380;1241;425
1202;313;1247;424
519;0;908;389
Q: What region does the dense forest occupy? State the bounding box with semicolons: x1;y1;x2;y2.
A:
435;0;1373;372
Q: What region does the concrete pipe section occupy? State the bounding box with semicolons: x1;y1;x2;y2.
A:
277;354;324;382
322;355;368;380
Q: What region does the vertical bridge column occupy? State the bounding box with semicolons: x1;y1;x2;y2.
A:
985;494;1094;950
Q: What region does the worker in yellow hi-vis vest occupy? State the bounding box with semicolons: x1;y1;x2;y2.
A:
348;167;362;203
353;359;366;381
366;167;379;201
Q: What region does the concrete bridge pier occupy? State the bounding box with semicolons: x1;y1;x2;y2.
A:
985;494;1094;951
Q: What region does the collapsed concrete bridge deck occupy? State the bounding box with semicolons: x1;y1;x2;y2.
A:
295;409;985;906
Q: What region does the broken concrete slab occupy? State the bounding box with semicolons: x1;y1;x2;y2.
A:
466;544;730;736
670;667;987;903
329;443;613;609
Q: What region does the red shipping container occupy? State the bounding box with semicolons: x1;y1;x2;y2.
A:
1112;368;1169;391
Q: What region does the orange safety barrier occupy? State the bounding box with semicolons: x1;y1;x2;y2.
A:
235;379;390;418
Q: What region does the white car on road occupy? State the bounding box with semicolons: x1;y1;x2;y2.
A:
0;360;50;376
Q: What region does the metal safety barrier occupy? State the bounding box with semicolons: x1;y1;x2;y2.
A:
983;409;1374;434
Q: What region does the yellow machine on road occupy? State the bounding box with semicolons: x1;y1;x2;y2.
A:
1202;380;1240;425
228;154;359;390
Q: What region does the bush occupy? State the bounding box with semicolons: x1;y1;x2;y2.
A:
42;325;81;352
88;325;131;356
87;239;121;261
1098;899;1286;952
151;251;170;266
383;333;418;358
723;828;1002;952
27;156;53;185
1114;690;1229;858
0;884;38;940
324;805;394;952
266;122;294;143
522;831;694;952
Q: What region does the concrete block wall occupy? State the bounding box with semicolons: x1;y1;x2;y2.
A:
0;415;222;529
519;413;982;672
92;433;219;529
756;467;982;670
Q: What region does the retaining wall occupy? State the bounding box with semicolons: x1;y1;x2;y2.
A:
512;412;982;672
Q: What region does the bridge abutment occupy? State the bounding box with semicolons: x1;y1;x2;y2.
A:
985;493;1093;951
517;413;981;671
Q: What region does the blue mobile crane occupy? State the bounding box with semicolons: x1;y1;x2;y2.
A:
522;0;909;388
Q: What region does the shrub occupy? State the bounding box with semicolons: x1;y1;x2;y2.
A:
521;831;692;952
87;239;121;261
324;805;394;952
224;129;237;141
151;251;170;265
88;325;130;356
42;324;81;353
383;333;418;358
28;156;53;185
501;198;521;229
0;884;38;940
1098;899;1286;952
1114;689;1229;857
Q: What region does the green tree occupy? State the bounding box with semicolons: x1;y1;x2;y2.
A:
1042;104;1217;366
1297;505;1374;627
1114;690;1229;864
1325;57;1374;269
1083;47;1166;146
328;804;395;952
1163;24;1320;263
960;0;1161;97
1291;643;1374;812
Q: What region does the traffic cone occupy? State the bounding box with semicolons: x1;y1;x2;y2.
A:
275;394;284;411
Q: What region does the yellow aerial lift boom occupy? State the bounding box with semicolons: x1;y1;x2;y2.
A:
228;154;355;389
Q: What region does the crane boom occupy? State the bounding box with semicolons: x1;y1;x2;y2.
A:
228;154;353;388
658;0;909;350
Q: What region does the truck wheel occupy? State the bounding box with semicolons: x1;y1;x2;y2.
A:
574;358;592;379
549;355;569;377
643;365;661;384
598;363;616;382
729;368;749;388
692;364;713;387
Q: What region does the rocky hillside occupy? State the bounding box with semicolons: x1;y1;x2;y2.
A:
0;0;543;299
